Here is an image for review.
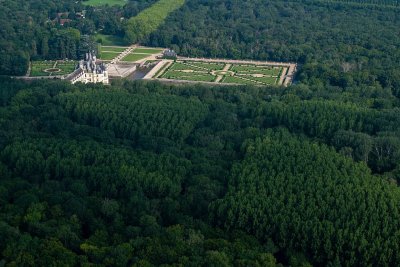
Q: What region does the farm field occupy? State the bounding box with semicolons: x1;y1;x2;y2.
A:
30;61;76;77
156;60;286;86
82;0;127;7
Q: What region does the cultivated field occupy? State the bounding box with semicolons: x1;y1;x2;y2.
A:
30;61;76;77
154;60;292;86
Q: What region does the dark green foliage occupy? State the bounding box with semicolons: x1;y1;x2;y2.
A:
0;78;399;266
1;0;400;265
147;0;400;95
211;129;400;266
57;89;208;142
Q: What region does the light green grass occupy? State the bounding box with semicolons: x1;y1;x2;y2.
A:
161;70;208;78
170;62;207;71
248;76;278;85
30;61;76;77
95;33;126;46
232;65;282;76
99;52;120;60
221;76;258;85
55;61;77;75
30;61;55;77
161;72;216;82
83;0;127;6
188;61;225;71
101;46;128;53
134;48;164;54
157;61;284;86
121;53;151;62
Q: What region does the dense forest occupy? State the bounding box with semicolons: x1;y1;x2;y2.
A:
0;75;399;265
1;0;400;266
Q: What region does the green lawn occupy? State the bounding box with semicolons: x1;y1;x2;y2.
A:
30;61;76;77
121;53;151;62
101;46;128;53
170;62;207;71
82;0;127;6
55;61;77;75
188;62;226;71
99;52;120;60
248;76;278;85
161;70;208;78
134;48;164;54
30;61;55;76
232;65;282;76
95;33;126;46
162;72;216;82
156;61;283;86
221;75;258;85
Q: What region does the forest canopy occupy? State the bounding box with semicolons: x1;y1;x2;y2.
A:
1;0;400;265
0;77;399;265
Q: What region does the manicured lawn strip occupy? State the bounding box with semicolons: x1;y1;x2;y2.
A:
189;62;225;71
121;53;151;62
83;0;127;6
161;70;208;78
237;68;282;76
161;70;215;82
170;62;204;71
232;65;282;76
222;75;259;85
249;76;278;85
30;61;56;77
99;52;119;60
55;62;77;75
101;46;128;53
134;48;164;54
176;75;216;82
154;62;171;78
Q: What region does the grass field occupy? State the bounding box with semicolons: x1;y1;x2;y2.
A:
83;0;127;6
30;61;76;77
101;46;128;53
99;52;120;61
134;48;164;54
155;60;285;86
121;53;152;62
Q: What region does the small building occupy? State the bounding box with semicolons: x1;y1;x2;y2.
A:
67;52;109;85
163;49;177;59
59;19;72;26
